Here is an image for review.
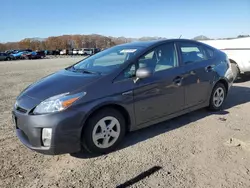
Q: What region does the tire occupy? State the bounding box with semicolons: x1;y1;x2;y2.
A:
6;57;11;61
208;83;226;111
82;108;126;154
231;63;239;80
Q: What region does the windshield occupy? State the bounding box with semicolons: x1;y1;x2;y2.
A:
72;45;144;74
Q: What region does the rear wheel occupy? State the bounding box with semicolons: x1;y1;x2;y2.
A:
6;57;11;61
82;108;126;154
208;83;226;111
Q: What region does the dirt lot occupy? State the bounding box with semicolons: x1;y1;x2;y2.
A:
1;58;250;188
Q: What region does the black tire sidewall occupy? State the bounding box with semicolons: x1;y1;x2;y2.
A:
209;83;226;111
82;108;126;154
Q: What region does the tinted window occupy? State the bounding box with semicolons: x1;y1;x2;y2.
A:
179;42;207;64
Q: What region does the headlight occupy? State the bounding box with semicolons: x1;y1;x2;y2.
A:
33;92;86;114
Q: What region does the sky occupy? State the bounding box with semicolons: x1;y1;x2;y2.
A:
1;0;250;42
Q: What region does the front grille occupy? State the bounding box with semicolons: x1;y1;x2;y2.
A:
16;106;27;113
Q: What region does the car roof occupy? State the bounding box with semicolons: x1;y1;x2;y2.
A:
117;39;207;48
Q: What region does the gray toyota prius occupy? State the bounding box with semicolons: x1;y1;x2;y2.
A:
12;39;234;155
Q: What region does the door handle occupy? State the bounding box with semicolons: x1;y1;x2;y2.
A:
205;65;214;72
173;76;183;86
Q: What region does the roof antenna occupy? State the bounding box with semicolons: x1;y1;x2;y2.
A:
179;35;182;39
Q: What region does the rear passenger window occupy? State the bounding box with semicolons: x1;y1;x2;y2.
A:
179;42;207;64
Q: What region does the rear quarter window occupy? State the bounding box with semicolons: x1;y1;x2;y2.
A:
204;46;214;59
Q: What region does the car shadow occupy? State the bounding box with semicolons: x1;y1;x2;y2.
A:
71;84;250;159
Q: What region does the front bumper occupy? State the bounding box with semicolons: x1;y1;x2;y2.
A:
12;107;86;155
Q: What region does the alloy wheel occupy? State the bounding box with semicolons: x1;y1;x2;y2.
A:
92;116;121;149
213;87;225;107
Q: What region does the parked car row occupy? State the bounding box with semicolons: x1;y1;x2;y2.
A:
0;49;46;61
21;51;46;59
0;48;100;61
59;48;101;55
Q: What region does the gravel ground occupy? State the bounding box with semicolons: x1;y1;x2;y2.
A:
1;58;250;188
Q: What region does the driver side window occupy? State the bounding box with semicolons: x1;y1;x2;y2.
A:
116;43;178;82
138;43;177;72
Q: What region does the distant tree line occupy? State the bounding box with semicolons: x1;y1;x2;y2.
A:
0;35;119;51
0;34;166;52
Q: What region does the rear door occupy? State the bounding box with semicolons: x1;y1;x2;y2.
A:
177;42;216;108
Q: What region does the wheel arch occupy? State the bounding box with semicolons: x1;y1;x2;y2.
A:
214;79;229;94
82;103;132;134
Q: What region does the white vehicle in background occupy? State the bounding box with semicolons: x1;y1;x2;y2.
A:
78;48;93;56
200;37;250;79
60;49;67;55
73;49;79;55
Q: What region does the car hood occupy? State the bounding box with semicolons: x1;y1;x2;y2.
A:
19;69;101;101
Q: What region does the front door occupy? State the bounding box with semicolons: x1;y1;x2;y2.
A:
132;42;185;125
177;42;216;108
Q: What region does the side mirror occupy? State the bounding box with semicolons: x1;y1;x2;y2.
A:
134;67;153;83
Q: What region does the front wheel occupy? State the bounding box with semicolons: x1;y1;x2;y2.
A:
82;108;126;154
208;83;226;111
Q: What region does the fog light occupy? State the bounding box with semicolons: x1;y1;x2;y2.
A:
42;128;52;147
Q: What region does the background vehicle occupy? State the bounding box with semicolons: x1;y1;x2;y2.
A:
0;52;12;61
47;50;60;55
73;49;79;55
200;37;250;79
78;48;100;55
5;50;18;55
11;51;30;59
78;48;85;55
60;49;68;55
90;48;101;54
22;51;46;59
68;49;73;55
13;39;234;155
82;48;93;55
